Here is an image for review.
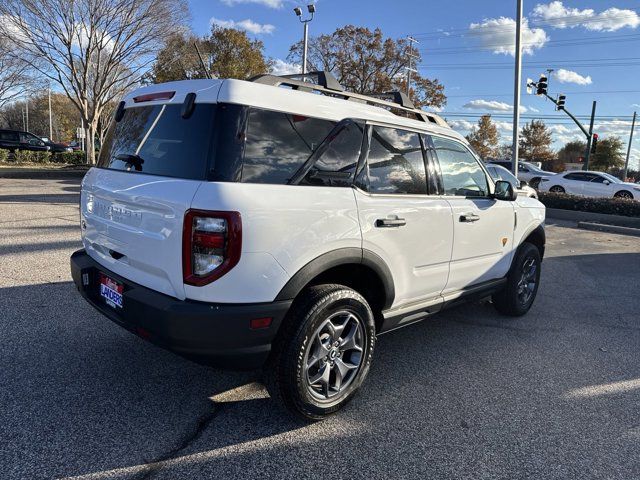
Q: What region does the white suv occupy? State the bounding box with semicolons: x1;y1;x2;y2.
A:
71;72;546;419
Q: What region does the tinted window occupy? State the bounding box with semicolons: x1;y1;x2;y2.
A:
242;109;335;184
98;104;215;180
20;133;42;145
0;131;19;142
432;136;488;197
367;126;427;195
301;121;363;187
564;172;591;182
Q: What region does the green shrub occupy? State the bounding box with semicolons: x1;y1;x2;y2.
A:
51;151;86;165
13;150;51;164
539;192;640;218
0;149;8;162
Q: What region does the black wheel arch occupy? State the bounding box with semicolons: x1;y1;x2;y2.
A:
274;247;395;311
522;224;546;260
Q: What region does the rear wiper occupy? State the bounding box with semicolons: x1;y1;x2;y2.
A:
116;153;144;171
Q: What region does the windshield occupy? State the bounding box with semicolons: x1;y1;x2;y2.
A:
599;172;621;183
98;103;216;180
521;161;543;172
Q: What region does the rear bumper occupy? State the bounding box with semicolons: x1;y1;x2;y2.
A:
70;249;291;369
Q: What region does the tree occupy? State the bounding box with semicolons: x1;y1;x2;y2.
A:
555;140;586;172
151;27;270;83
0;0;188;164
591;136;625;172
497;143;513;160
466;115;499;160
287;25;446;109
0;38;37;108
519;120;555;162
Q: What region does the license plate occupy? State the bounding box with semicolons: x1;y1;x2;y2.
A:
99;273;123;309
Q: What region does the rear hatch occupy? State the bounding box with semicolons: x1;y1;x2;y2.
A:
81;86;220;300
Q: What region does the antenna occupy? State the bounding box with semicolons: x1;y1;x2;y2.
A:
194;42;212;80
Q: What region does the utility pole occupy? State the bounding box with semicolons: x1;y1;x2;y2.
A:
583;101;597;170
624;111;637;180
511;0;524;178
48;87;53;141
25;98;29;132
405;36;419;98
294;5;316;75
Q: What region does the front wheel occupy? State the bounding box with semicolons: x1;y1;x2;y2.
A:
264;284;375;420
492;242;541;316
549;185;565;193
614;190;634;199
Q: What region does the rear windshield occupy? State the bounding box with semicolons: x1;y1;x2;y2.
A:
98;104;215;180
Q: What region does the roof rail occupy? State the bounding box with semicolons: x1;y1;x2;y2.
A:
248;70;448;128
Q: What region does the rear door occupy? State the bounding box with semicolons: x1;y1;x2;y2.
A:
429;135;515;294
354;124;453;308
81;101;217;300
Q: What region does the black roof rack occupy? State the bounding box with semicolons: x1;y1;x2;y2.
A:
249;70;447;127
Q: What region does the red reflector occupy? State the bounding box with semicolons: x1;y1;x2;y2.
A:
193;232;225;249
135;327;151;339
250;317;273;329
133;91;175;103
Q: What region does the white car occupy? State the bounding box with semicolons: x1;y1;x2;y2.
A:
485;164;538;199
487;160;555;188
71;72;546;419
539;170;640;200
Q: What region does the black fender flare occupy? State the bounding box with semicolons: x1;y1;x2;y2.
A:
274;247;395;309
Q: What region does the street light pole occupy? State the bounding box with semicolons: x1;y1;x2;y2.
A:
48;87;53;141
583;101;597;170
624;111;636;180
511;0;524;178
294;4;315;75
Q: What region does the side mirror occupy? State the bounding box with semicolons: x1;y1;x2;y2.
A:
494;180;517;201
603;180;611;185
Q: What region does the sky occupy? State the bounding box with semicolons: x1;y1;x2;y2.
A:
188;0;640;169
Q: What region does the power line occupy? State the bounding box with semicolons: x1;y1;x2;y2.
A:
445;89;640;98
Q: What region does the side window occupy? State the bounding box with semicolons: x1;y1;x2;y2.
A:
242;109;335;184
20;133;42;145
565;172;589;182
432;136;489;197
301;121;363;187
366;126;427;195
590;175;606;183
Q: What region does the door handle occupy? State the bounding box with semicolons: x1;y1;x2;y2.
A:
376;217;407;228
460;213;480;223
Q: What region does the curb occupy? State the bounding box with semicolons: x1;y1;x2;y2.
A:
546;208;640;228
578;222;640;237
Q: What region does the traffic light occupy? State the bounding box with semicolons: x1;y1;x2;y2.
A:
536;75;548;96
556;94;566;111
590;133;599;154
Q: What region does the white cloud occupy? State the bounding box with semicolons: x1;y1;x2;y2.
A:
463;99;528;113
532;2;640;32
210;17;275;34
632;104;640;108
469;17;548;56
270;59;300;76
448;119;475;132
221;0;283;8
527;106;540;113
553;68;592;85
424;105;444;113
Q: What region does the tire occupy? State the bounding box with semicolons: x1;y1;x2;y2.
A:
263;284;375;420
492;242;541;317
549;185;565;193
614;190;633;199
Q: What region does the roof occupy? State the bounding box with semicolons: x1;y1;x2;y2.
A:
121;77;465;143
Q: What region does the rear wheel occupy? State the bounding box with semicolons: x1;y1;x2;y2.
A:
549;185;565;193
264;284;375;420
614;190;633;199
492;242;541;317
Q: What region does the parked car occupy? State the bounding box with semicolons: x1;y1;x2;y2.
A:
487;160;555;188
41;137;73;153
485;164;538;199
0;129;50;152
539;170;640;200
71;72;546;419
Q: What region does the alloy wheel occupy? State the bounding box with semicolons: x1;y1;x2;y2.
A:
303;311;365;401
517;257;537;305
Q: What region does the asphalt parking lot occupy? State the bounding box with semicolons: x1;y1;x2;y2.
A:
1;177;639;480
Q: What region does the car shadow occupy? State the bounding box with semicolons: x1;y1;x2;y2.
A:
3;251;640;479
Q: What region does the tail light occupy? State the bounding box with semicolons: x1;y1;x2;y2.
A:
182;210;241;286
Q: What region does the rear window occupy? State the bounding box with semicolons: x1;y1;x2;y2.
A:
98;104;215;180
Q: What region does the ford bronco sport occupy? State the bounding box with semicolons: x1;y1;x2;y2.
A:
71;72;545;419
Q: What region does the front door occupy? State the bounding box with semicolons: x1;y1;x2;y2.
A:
429;135;515;295
355;125;453;309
